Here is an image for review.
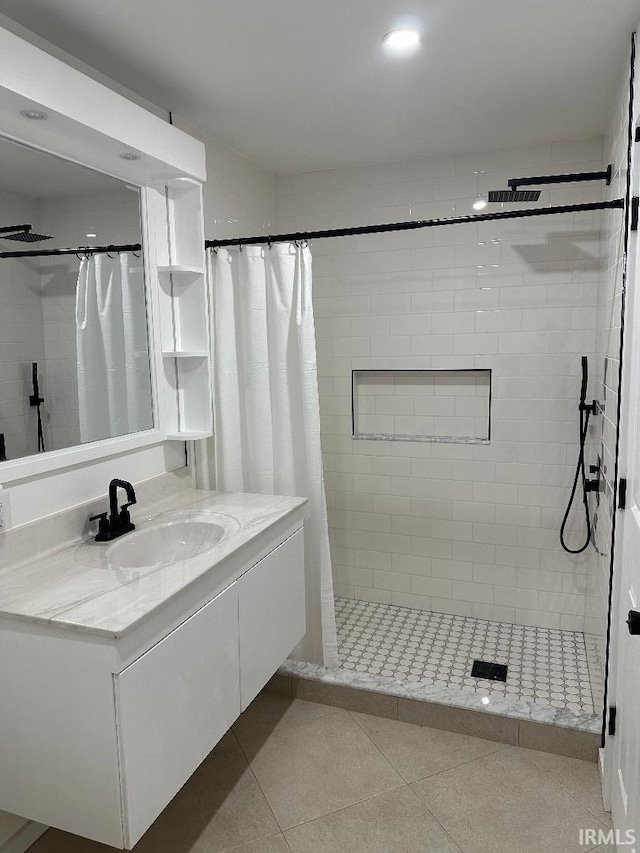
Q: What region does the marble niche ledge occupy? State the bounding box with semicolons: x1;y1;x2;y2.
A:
267;659;602;763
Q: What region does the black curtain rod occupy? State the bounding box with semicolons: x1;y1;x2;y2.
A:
0;243;142;260
205;199;624;249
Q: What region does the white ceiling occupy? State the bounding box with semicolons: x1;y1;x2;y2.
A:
0;138;130;197
2;1;639;174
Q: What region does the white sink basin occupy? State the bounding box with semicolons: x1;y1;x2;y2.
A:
106;511;239;570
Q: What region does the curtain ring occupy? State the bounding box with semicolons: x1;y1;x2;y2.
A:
133;249;141;258
267;236;272;249
75;252;84;261
238;242;243;252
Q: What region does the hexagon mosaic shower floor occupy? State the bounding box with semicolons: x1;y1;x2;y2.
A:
335;598;595;714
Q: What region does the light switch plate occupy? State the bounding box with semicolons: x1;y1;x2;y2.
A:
0;488;12;532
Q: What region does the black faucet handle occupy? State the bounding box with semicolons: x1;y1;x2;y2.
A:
90;512;110;538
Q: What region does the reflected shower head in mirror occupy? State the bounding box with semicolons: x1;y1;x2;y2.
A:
0;224;53;243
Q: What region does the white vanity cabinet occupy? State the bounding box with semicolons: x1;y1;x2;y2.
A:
239;529;305;709
0;523;305;850
115;582;241;847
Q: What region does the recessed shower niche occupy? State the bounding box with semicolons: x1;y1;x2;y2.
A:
351;368;491;443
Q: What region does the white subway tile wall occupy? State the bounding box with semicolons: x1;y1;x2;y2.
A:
276;138;612;632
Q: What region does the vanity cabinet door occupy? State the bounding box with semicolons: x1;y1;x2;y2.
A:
238;528;305;709
114;582;241;848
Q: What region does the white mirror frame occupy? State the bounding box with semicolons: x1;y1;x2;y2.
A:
0;26;210;484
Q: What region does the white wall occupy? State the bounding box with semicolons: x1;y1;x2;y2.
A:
174;117;277;239
277;138;606;631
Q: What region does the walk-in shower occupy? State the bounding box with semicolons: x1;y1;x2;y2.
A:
208;156;627;736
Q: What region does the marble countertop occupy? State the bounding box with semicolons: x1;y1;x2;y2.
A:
0;490;306;638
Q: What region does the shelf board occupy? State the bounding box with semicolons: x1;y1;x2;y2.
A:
162;350;209;359
157;264;204;275
166;430;212;441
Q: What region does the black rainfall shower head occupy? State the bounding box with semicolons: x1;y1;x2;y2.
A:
0;223;53;243
487;189;542;203
2;230;53;243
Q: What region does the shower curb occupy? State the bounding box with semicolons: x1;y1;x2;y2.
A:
267;661;600;763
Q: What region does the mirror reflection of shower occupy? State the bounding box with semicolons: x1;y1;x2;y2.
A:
0;135;152;463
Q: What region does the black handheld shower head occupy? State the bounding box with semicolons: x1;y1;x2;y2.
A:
580;356;588;405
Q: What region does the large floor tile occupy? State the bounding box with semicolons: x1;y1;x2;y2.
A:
29;732;280;853
411;747;609;853
240;710;404;829
233;694;340;747
518;747;612;826
25;830;109;853
232;833;292;852
352;711;507;783
284;787;462;853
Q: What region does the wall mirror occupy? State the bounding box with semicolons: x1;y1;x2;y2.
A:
0;136;153;464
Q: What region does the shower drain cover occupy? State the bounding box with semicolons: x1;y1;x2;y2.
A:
471;660;508;682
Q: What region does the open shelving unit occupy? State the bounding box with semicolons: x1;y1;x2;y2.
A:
151;177;213;441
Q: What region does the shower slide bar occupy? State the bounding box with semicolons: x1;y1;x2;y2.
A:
0;242;142;259
205;199;624;249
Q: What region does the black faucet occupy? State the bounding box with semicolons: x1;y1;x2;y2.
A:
90;479;137;542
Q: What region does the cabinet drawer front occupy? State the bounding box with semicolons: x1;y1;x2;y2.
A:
239;528;305;709
115;583;240;847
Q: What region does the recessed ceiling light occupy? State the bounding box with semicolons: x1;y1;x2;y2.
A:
20;109;48;121
120;152;140;161
86;233;97;238
473;199;488;211
383;28;422;51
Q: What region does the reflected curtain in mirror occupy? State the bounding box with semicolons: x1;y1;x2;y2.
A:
76;254;152;443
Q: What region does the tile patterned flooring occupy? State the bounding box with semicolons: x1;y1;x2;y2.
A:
28;693;613;853
335;598;596;715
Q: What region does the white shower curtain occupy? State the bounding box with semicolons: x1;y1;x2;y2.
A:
209;243;338;668
76;253;152;443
